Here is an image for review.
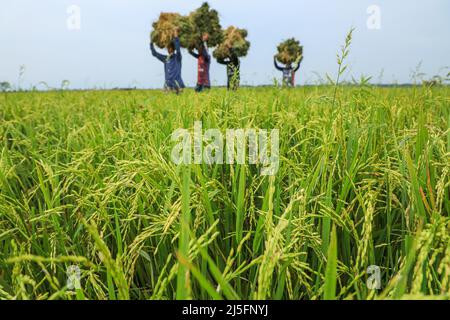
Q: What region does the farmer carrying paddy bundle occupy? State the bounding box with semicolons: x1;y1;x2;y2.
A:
214;26;250;91
274;56;303;87
150;30;185;94
274;38;304;87
189;33;211;92
186;2;223;93
150;3;222;93
217;53;240;90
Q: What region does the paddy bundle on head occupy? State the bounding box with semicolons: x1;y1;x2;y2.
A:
150;2;223;50
213;26;251;60
187;2;223;49
150;13;194;49
276;38;303;65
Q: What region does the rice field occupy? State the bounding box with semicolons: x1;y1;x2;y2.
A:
0;85;449;300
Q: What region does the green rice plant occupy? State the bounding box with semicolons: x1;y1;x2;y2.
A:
0;83;449;300
323;226;338;300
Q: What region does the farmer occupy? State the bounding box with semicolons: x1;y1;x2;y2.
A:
189;33;211;92
150;31;185;94
274;55;303;87
217;51;240;90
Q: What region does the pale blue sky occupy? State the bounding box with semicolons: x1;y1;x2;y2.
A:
1;0;449;89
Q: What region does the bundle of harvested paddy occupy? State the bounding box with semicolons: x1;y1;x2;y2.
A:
150;13;194;49
151;3;223;50
187;2;223;49
213;26;250;60
276;38;303;65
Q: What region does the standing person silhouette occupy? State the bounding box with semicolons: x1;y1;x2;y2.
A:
217;50;240;90
274;55;303;87
150;30;185;94
189;33;211;92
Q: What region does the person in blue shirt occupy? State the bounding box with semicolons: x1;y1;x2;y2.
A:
150;32;185;94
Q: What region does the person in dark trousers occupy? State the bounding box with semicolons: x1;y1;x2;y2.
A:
150;32;185;94
189;34;211;92
217;52;240;91
274;55;303;87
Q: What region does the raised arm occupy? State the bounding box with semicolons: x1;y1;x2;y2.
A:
188;49;199;59
231;55;240;66
202;44;211;63
294;56;303;72
274;57;283;71
174;37;182;61
150;43;167;62
217;57;230;65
